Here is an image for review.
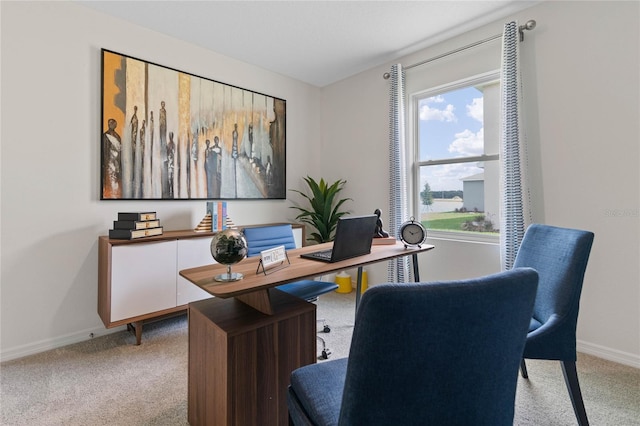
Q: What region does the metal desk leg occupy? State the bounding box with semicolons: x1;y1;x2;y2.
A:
412;253;420;282
355;266;363;312
356;255;419;312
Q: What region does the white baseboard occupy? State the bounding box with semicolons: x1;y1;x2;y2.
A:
3;327;638;368
577;340;640;368
0;325;126;363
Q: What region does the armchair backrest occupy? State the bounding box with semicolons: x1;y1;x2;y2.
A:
243;224;297;258
513;224;594;329
338;268;539;425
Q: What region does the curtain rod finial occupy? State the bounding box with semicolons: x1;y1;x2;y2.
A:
383;72;391;80
518;20;536;41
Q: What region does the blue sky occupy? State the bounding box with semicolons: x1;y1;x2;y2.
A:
418;86;484;192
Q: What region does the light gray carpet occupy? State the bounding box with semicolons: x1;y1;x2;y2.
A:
1;290;638;425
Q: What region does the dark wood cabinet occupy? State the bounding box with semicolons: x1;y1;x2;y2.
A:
188;290;316;426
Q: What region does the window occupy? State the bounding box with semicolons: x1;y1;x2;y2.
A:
411;72;500;242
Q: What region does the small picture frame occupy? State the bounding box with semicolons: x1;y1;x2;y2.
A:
256;245;290;275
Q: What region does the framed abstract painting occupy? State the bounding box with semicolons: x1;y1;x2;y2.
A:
101;49;286;200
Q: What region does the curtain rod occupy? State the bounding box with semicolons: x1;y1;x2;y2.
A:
383;20;536;79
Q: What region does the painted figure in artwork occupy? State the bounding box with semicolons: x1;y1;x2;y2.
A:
191;129;199;163
136;119;146;198
205;137;223;198
232;123;239;159
248;123;254;162
160;101;169;198
265;156;273;187
167;131;176;198
130;105;139;155
214;137;222;179
130;106;140;198
102;118;122;198
149;111;154;170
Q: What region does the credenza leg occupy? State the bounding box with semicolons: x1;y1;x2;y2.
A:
127;321;143;345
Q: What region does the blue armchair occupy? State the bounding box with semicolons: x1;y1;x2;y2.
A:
287;268;539;425
513;224;595;426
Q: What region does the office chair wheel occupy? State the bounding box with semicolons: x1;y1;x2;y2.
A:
317;336;331;360
323;325;331;333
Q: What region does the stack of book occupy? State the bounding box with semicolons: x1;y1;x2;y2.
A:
206;201;228;231
109;212;163;239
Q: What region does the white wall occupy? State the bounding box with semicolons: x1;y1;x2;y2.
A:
0;1;322;360
321;0;639;367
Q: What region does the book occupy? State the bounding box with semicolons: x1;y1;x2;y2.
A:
221;202;227;230
113;219;161;230
372;237;397;245
206;202;217;231
117;212;156;221
109;226;163;240
217;202;224;231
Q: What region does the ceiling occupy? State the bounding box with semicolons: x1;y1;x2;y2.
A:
78;1;537;87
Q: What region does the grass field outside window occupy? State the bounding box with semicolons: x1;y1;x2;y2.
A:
422;211;499;236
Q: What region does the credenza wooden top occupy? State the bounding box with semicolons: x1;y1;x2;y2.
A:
99;223;305;245
179;241;435;299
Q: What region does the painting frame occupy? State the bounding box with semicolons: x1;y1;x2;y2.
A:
101;48;286;200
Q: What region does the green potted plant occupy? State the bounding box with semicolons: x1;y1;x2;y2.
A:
290;176;352;244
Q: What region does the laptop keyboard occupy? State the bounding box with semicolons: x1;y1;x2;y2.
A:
311;249;333;260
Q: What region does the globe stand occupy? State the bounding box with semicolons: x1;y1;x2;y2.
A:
215;265;244;282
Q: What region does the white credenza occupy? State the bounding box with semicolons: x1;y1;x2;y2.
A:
176;237;217;305
98;225;304;344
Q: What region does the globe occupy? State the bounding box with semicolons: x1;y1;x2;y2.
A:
210;229;248;282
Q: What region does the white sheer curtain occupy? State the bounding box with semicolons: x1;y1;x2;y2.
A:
500;21;533;271
387;64;412;282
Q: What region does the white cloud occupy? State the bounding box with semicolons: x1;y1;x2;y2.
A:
467;97;483;122
419;103;456;122
448;128;484;156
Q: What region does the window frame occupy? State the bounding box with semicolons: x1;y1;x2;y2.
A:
408;70;500;244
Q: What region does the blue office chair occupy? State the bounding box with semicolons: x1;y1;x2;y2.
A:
513;224;595;426
243;224;338;357
287;268;539;426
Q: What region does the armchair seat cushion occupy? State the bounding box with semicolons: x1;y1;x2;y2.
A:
289;358;348;426
277;280;338;301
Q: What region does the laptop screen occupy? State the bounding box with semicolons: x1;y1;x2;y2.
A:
301;215;377;263
330;215;377;261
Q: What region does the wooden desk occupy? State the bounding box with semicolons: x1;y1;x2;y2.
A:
181;241;434;426
180;241;435;314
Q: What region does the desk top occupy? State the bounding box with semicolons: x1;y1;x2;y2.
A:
179;241;435;299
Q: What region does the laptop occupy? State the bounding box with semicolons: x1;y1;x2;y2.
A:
300;215;377;263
